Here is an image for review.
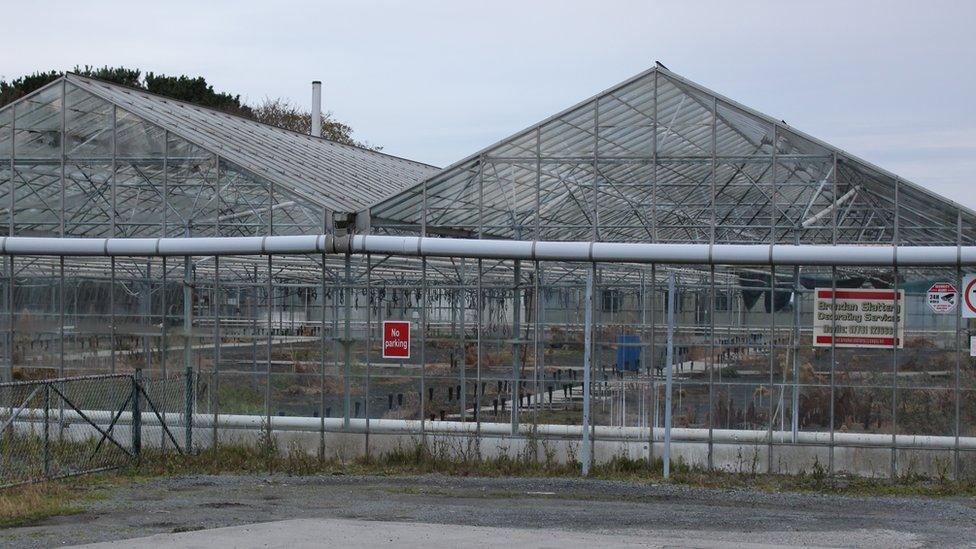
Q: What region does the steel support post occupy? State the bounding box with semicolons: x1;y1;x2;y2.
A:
791;262;800;443
265;256;272;436
828;151;838;477
459;258;467;422
365;253;372;455
511;259;521;434
664;271;676;479
420;256;427;437
581;264;595;476
829;266;837;475
707;266;715;469
641;270;652;464
319;209;329;459
343;253;352;428
161;256;168;449
212;256;220;448
767;266;777;473
954;210;962;479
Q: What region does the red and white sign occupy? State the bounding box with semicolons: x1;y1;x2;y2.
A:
382;321;411;359
814;288;904;349
963;275;976;319
927;282;957;314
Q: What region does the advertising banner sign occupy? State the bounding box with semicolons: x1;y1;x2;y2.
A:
814;289;904;349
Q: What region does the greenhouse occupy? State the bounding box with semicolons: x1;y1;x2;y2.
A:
2;64;975;479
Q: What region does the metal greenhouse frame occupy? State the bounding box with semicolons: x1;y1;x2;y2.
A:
2;64;975;481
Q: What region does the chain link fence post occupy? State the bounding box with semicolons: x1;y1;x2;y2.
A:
132;370;142;459
43;382;50;478
184;366;193;453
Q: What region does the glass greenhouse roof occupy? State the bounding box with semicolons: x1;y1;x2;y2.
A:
370;65;976;246
2;65;972;248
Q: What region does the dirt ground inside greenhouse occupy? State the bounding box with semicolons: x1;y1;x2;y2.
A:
3;474;976;548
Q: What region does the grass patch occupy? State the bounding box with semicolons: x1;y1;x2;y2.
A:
0;478;111;528
123;439;976;498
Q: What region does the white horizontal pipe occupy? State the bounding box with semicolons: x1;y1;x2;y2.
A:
8;409;976;450
346;235;976;267
0;234;974;266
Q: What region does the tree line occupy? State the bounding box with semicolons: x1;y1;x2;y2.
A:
0;65;377;150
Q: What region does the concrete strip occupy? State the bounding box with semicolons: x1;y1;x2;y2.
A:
72;518;818;549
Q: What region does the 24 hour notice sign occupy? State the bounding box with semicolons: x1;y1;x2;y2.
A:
813;289;905;349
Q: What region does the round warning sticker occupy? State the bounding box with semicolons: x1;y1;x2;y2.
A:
927;282;957;314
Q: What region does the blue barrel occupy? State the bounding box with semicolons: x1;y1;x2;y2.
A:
616;335;641;372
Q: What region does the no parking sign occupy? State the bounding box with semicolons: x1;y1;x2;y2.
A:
382;321;411;359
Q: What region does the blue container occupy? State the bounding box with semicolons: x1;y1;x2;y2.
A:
616;335;641;372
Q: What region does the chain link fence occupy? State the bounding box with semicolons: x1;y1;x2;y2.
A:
0;371;203;488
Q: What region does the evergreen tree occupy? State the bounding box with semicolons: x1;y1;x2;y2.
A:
0;66;373;149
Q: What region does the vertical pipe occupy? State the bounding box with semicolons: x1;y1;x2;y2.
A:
581;263;595;476
311;81;322;138
664;272;676;479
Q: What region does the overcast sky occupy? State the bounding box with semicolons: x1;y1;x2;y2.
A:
3;0;974;208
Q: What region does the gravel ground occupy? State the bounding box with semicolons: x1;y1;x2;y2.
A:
3;474;976;547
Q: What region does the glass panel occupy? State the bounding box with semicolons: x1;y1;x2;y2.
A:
14;84;62;160
65;82;112;159
63;162;112;237
13;163;61;235
116;108;164;159
166;133;217;237
0;106;11;157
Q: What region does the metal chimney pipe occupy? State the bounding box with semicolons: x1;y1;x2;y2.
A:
311;80;322;137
